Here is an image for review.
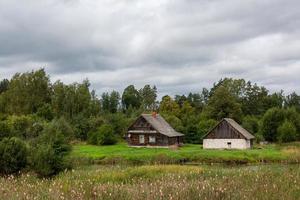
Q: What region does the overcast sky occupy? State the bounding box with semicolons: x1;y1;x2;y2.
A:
0;0;300;97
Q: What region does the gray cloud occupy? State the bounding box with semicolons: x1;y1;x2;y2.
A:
0;0;300;98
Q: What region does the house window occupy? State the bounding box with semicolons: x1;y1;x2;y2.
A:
227;142;232;148
139;135;145;144
149;136;156;143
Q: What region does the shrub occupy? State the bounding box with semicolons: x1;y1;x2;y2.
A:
72;114;90;140
26;122;46;139
87;131;98;145
48;117;74;141
277;121;297;143
31;130;71;177
106;113;130;136
0;137;28;174
7;115;33;139
36;103;54;121
255;133;265;144
31;144;70;177
98;124;117;145
88;124;117;145
0;121;11;140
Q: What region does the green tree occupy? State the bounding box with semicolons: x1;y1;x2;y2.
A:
260;108;286;142
162;114;184;132
159;95;180;117
101;91;120;113
197;119;217;143
0;79;9;94
277;120;297;143
205;86;242;122
242;115;259;135
187;93;204;112
122;85;141;110
285;92;300;112
140;85;157;111
52;79;99;119
2;69;51;115
174;95;187;108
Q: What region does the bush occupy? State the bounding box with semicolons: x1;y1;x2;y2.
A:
72;115;90;140
88;124;117;145
87;131;98;145
0;137;28;174
0;121;11;140
31;144;71;177
277;121;297;143
7;115;33;139
97;124;117;145
36;103;54;121
30;121;72;177
106;113;130;136
49;117;74;141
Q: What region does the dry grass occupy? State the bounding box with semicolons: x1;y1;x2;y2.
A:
1;164;300;200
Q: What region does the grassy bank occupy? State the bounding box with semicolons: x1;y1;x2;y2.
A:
70;143;300;165
1;164;300;199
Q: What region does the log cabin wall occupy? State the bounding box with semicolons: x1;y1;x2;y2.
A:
128;133;169;146
206;120;246;139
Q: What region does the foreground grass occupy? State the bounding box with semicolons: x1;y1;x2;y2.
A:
71;143;300;165
1;164;300;200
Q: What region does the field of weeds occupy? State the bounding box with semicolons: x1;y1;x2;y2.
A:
1;164;300;200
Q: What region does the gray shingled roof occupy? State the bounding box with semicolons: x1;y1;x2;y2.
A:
224;118;255;139
141;114;184;137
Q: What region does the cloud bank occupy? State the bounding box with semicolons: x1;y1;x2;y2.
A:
0;0;299;97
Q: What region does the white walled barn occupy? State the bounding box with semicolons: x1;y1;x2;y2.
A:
203;118;255;149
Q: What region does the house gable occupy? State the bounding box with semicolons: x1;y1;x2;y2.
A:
204;119;247;140
128;116;156;132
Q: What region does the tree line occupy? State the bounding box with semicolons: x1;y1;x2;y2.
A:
0;69;300;176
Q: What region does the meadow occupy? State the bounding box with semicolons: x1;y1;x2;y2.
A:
70;142;300;165
1;164;300;200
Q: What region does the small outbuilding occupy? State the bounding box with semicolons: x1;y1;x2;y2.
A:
127;113;184;147
202;118;255;149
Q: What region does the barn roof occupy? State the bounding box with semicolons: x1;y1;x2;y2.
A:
203;118;255;140
224;118;255;139
141;114;184;137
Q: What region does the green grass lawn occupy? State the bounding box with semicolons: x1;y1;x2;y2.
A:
70;143;300;165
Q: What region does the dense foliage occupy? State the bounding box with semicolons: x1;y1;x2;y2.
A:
0;69;300;176
0;137;28;174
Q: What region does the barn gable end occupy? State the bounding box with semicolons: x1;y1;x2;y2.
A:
203;118;255;149
204;120;246;139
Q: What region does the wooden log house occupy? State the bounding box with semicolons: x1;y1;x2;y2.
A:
127;113;184;147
